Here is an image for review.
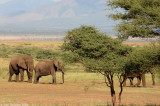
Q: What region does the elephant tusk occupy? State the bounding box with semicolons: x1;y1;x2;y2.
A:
28;67;31;73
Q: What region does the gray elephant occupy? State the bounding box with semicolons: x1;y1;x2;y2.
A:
8;55;34;83
34;59;65;84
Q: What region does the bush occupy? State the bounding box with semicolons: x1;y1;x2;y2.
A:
0;44;62;60
14;46;34;56
35;49;55;60
0;44;11;58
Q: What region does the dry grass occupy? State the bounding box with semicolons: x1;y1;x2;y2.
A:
0;73;159;105
123;41;159;47
0;41;155;49
0;41;63;50
0;35;64;41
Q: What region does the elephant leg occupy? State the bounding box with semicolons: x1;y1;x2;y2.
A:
8;73;14;82
129;77;134;86
27;71;32;83
34;73;40;84
15;73;20;82
52;73;56;84
8;64;14;82
135;76;141;87
19;69;24;82
141;74;146;87
37;76;41;83
34;74;38;84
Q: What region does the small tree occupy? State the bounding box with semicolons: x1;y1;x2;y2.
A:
62;25;132;105
84;53;127;105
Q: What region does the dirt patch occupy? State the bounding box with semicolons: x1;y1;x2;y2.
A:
0;81;160;105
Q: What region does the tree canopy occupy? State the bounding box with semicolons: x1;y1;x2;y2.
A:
62;25;132;60
107;0;160;39
125;45;160;74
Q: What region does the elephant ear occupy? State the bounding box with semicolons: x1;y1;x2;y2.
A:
53;60;61;71
53;60;59;68
18;59;27;69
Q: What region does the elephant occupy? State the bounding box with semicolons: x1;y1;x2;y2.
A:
34;59;65;84
123;73;146;87
123;72;155;87
8;55;34;83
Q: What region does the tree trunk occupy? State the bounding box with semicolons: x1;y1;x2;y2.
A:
62;72;64;83
122;75;127;87
136;76;141;87
106;74;116;106
141;74;146;87
110;86;116;106
151;72;155;85
119;83;123;105
129;78;134;86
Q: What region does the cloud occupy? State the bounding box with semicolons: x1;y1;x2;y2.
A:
61;8;75;18
0;0;77;23
98;0;106;4
0;0;116;34
0;0;11;4
0;0;110;31
51;0;62;2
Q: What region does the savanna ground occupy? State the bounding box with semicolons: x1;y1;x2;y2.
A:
0;41;160;106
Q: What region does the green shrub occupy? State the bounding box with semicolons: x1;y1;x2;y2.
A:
62;52;80;64
0;44;11;58
13;46;61;60
14;46;33;56
35;49;55;60
0;44;62;60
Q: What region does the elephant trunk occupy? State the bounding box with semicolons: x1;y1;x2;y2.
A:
62;68;65;84
28;67;32;74
27;66;34;83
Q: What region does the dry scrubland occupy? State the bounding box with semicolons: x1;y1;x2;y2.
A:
0;41;160;105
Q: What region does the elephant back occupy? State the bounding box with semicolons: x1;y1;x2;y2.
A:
10;56;23;69
10;55;34;70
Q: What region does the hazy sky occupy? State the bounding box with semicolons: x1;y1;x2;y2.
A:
0;0;119;35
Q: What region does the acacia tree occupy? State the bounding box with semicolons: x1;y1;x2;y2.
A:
62;25;132;105
84;53;127;105
107;0;160;39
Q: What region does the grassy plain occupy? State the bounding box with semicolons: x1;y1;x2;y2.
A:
0;41;160;105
